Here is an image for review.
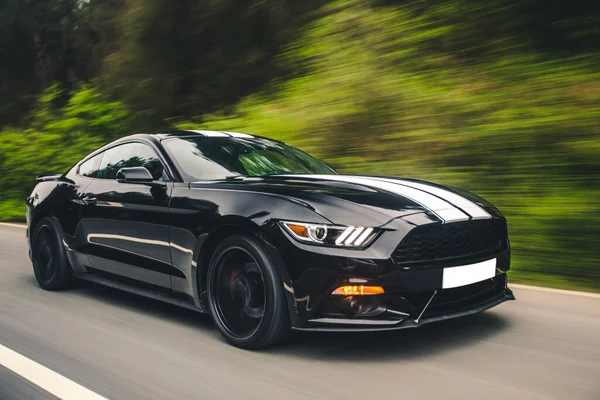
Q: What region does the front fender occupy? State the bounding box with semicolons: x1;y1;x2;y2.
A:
167;186;329;320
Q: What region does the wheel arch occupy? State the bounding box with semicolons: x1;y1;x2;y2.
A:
27;180;78;243
192;218;299;325
28;211;62;247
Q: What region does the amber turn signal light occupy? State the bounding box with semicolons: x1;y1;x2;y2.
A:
286;224;309;238
331;285;384;296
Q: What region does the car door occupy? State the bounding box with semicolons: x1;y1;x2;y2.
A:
80;141;174;288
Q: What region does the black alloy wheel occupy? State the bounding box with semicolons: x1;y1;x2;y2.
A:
207;235;290;349
31;217;74;290
34;225;58;284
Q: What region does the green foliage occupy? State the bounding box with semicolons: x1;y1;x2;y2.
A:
0;84;132;200
0;199;25;222
103;0;326;128
0;0;123;125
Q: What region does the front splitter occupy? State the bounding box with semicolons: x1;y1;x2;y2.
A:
293;290;515;332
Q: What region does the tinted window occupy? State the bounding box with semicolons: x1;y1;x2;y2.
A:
78;154;102;178
164;137;334;181
97;143;166;181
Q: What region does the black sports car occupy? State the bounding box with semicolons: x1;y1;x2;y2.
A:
26;130;514;348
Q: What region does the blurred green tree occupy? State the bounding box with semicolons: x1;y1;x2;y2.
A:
0;84;132;200
0;0;126;125
103;0;326;128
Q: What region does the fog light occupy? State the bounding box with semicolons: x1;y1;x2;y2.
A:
344;295;385;316
331;285;384;296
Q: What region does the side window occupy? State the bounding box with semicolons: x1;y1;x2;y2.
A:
97;143;166;181
78;153;103;178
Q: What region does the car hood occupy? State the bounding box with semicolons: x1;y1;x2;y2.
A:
213;174;499;227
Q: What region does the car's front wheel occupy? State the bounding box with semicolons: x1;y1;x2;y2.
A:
207;234;290;349
31;217;74;290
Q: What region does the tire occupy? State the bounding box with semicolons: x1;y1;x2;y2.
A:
207;234;290;349
31;217;74;291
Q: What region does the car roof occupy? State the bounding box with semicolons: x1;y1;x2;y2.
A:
152;130;256;140
96;130;260;152
87;129;269;158
83;129;273;163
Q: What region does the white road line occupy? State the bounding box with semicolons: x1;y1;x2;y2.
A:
0;344;109;400
0;222;26;228
511;284;600;299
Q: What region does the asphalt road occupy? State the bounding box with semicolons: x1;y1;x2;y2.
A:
0;224;598;400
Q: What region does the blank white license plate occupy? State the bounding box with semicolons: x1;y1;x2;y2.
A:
442;258;497;289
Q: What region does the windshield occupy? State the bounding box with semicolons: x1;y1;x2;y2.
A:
163;136;335;181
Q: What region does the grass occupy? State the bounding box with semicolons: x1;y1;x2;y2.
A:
0;200;26;222
509;271;600;293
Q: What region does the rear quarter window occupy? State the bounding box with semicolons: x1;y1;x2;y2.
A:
78;153;103;178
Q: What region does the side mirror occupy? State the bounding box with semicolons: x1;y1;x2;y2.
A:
116;167;154;183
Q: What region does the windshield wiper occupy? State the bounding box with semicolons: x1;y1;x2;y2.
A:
224;174;247;180
262;171;288;177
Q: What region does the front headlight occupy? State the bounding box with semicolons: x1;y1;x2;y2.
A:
280;221;378;247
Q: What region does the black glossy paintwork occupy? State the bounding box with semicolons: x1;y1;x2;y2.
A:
26;131;513;330
79;179;175;287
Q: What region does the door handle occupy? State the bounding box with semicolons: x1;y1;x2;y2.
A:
82;197;97;206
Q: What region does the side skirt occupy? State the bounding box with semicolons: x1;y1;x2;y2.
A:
76;269;202;313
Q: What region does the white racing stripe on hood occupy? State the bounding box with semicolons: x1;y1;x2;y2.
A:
290;175;469;223
368;177;491;220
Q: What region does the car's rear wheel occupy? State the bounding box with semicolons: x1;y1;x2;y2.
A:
207;235;290;349
31;217;74;290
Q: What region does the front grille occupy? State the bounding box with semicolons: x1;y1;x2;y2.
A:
392;219;508;265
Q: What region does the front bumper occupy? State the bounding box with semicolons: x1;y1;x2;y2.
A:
294;274;514;332
275;242;513;330
263;214;513;330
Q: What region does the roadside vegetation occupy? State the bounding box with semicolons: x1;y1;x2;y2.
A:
1;0;598;290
